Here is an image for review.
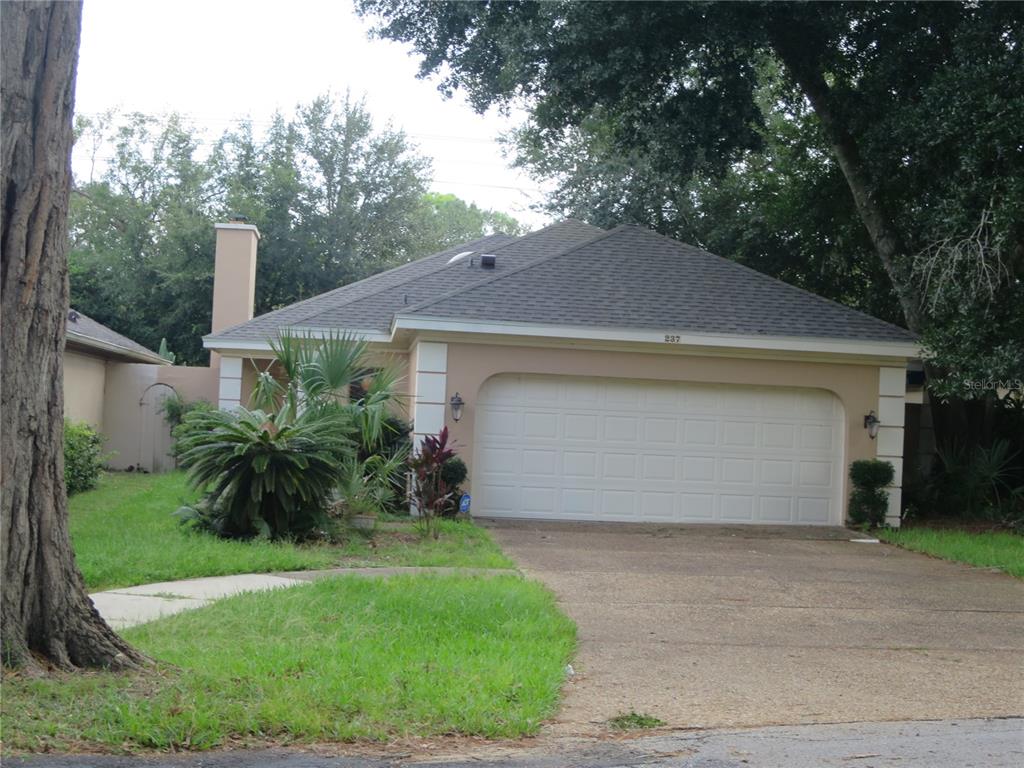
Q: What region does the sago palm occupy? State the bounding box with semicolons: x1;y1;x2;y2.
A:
176;406;353;539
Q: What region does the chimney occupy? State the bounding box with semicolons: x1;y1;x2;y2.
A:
211;219;260;336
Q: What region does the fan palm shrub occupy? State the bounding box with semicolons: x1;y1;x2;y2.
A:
175;406;352;540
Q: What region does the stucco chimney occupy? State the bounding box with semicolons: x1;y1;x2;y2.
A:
211;220;260;335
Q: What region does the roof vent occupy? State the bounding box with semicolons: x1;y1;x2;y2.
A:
447;250;474;265
480;254;497;269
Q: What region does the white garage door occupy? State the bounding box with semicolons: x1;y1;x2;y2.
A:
474;374;845;525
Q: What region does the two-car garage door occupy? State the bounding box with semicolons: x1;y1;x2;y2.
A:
473;374;845;525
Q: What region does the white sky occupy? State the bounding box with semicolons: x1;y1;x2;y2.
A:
74;0;551;227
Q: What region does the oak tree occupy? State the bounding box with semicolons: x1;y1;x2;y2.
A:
2;0;143;671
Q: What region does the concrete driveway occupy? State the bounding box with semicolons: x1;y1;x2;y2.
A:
485;520;1024;734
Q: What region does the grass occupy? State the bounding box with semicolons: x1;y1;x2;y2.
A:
3;575;576;751
71;472;513;591
877;527;1024;579
608;711;666;731
336;520;514;570
70;472;336;591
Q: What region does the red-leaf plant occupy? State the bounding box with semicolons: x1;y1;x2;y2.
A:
408;426;456;539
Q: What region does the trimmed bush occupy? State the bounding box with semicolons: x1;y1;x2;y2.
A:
440;456;468;488
848;459;895;528
64;421;105;495
439;456;469;518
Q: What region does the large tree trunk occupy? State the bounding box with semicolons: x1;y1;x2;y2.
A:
767;27;923;334
2;0;143;672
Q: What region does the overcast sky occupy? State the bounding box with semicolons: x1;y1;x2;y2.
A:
74;0;551;227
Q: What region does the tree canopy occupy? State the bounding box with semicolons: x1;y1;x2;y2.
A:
69;95;524;364
360;0;1024;403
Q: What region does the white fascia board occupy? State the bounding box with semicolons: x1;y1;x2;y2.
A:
286;326;391;342
66;331;171;365
203;338;275;352
204;327;390;353
392;315;922;360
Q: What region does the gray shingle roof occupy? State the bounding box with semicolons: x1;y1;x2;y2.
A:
206;221;915;347
66;309;169;364
206;233;515;342
206;220;604;342
404;225;916;343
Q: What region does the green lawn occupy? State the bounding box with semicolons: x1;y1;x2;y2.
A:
335;520;514;570
71;472;513;591
877;527;1024;579
70;472;336;591
3;575;575;751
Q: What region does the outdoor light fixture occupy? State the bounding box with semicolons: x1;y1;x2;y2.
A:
449;392;465;422
864;410;881;439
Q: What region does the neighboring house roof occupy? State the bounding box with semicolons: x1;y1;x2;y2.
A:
206;220;915;349
65;309;170;365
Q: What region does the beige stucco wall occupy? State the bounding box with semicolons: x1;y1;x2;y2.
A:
441;341;894;520
101;363;216;472
64;350;107;428
157;365;218;405
102;363;162;470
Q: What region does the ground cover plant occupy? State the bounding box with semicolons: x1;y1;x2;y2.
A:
3;575;575;751
608;711;666;731
876;528;1024;579
336;519;514;570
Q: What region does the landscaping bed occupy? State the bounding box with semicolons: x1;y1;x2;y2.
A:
877;526;1024;579
72;472;512;592
4;574;575;751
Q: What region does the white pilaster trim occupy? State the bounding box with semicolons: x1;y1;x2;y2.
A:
218;355;244;411
877;367;907;527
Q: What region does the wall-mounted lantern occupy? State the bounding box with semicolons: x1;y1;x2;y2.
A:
863;410;881;439
449;392;465;422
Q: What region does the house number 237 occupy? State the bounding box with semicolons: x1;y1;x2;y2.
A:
664;334;681;343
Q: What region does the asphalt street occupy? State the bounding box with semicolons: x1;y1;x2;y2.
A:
9;718;1023;768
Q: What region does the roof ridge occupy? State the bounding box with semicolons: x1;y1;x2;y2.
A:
399;223;623;318
285;233;523;328
294;220;602;329
209;232;509;339
633;226;915;338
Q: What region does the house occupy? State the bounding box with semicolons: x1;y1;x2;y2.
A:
64;311;219;473
204;220;919;527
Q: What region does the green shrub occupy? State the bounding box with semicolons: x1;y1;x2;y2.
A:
441;456;468;488
64;421;106;495
160;393;214;430
848;459;895;528
934;439;1023;524
175;407;353;540
358;414;412;516
439;456;469;518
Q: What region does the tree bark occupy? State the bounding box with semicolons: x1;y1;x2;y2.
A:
2;0;144;671
767;27;923;334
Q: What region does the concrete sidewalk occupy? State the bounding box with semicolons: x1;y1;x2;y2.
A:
90;566;514;629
